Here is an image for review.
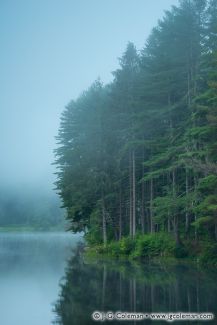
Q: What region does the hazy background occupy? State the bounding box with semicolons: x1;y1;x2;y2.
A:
0;0;179;226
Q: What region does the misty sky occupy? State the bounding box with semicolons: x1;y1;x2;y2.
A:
0;0;179;190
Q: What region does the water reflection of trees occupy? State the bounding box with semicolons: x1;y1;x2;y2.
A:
53;250;217;325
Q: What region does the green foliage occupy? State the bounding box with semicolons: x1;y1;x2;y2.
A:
90;233;177;259
55;0;217;264
91;237;136;257
107;241;121;257
199;243;217;267
119;236;136;255
84;208;103;245
132;233;176;259
192;216;214;229
198;175;217;193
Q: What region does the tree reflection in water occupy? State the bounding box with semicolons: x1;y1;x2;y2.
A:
53;247;217;325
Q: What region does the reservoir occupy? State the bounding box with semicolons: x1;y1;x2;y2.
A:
0;232;216;324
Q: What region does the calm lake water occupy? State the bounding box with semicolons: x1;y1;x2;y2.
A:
0;233;216;325
0;232;81;325
53;252;217;325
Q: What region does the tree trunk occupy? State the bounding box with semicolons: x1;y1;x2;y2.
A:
173;216;181;246
172;168;175;197
168;217;171;233
172;169;180;246
187;68;191;108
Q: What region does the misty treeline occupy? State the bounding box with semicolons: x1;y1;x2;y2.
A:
55;0;217;252
0;190;64;230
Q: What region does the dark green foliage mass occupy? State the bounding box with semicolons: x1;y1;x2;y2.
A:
55;0;217;262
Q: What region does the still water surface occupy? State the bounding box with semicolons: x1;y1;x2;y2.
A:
53;252;217;325
0;233;217;325
0;232;81;325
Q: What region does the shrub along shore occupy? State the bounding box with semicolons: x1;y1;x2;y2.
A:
86;233;217;267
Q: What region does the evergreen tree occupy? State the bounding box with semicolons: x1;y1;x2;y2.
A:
55;0;217;256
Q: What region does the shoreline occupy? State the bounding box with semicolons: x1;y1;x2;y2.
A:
0;226;66;233
84;233;217;268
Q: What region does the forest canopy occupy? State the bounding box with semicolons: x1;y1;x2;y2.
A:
55;0;217;258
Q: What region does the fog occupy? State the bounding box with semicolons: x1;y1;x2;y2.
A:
0;0;178;223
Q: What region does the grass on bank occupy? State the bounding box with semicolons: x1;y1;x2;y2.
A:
86;232;217;267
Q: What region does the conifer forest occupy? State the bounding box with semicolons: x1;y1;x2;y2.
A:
55;0;217;264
